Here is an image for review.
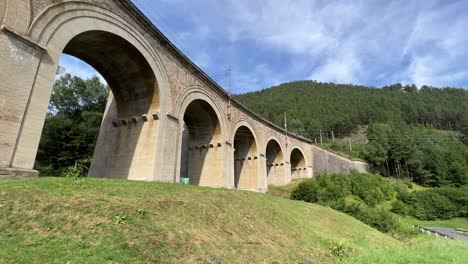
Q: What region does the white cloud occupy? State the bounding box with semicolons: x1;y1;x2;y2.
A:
234;64;285;93
310;51;362;84
398;1;468;87
56;0;468;90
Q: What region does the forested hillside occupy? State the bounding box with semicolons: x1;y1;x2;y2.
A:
234;81;468;139
236;81;468;187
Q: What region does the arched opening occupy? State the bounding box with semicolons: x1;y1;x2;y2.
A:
180;99;223;186
265;139;284;185
233;126;258;190
63;30;159;118
35;30;160;180
290;148;307;179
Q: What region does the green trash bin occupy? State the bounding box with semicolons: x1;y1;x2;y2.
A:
180;177;190;185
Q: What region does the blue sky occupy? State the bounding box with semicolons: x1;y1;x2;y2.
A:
59;0;468;93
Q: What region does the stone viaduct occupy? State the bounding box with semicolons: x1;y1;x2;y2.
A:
0;0;367;191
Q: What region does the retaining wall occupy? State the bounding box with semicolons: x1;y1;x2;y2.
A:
312;146;368;176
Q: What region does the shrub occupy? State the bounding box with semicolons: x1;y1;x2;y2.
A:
393;181;411;202
433;186;468;217
402;179;413;189
290;180;319;203
348;173;393;206
291;173;400;233
390;200;410;216
405;190;458;220
353;207;399;233
314;173;352;202
401;186;468;220
292;172;394;207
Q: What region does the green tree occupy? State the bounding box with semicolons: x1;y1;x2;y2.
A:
289;118;306;135
366;123;391;168
35;74;109;176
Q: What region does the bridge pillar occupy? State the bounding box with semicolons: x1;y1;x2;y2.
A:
258;155;268;192
0;29;51;178
225;142;236;189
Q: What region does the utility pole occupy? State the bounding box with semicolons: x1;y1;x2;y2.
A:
319;129;323;145
227;68;232;121
284;112;288;147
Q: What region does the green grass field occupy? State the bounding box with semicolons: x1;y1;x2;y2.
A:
338;236;468;264
0;177;397;263
0;177;466;263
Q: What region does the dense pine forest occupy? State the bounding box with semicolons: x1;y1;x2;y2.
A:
234;81;468;138
235;81;468;187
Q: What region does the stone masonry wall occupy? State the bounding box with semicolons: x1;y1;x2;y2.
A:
312;146;368;176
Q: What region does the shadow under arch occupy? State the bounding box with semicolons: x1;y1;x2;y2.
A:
179;99;224;186
62;30;160;180
290;147;307;179
233;125;258;190
265;138;285;185
63;30;159;118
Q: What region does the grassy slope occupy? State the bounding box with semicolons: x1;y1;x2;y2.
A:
338;236;468;264
0;178;397;264
269;179;468;263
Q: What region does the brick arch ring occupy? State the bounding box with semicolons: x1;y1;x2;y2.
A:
26;1;172;113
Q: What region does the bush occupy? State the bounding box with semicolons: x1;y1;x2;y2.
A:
390;200;410;216
348;173;393;206
400;186;468;220
435;186;468;217
405;190;458;220
291;172;394;207
393;181;411;202
314;173;352;202
290;180;319;202
291;173;400;233
402;179;413;189
353;207;399;233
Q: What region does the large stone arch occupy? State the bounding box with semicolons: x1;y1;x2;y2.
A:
175;87;229;188
26;2;172;112
231;120;260;191
174;86;228;139
5;1;172;181
289;146;307;179
264;136;288;185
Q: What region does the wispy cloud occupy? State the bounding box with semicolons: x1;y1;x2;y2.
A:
58;0;468;91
